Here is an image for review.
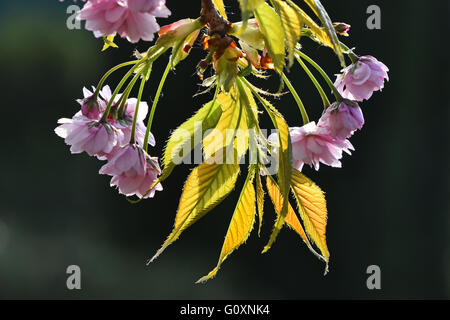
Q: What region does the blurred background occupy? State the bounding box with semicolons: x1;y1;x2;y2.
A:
0;0;448;299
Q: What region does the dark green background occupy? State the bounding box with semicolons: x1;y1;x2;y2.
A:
0;0;448;299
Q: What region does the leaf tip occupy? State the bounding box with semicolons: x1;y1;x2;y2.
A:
148;247;165;265
196;268;219;284
261;245;271;254
323;262;329;276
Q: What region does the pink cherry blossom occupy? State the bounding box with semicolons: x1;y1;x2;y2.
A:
55;85;155;159
269;122;354;171
318;100;364;139
99;144;163;198
78;0;171;43
55;115;118;157
335;55;389;101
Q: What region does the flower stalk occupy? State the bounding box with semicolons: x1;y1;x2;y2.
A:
131;76;148;144
295;49;343;102
143;60;172;152
93;60;140;100
101;62;144;123
295;55;331;109
281;73;310;125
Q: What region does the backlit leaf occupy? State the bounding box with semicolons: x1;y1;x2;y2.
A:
254;2;285;73
150;160;241;263
161;99;223;182
266;175;323;259
260;100;292;253
230;20;265;50
238;0;266;21
273;0;304;68
197;166;256;283
299;0;345;66
255;166;264;237
291;168;329;263
203;89;249;162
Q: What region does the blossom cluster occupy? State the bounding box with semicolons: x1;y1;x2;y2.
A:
66;0;171;43
55;85;163;198
54;0;392;281
57;0;389;194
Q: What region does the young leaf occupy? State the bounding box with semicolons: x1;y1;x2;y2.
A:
212;0;228;19
291;169;329;263
239;0;266;21
300;0;345;66
197;166;256;283
284;1;329;48
203;89;249;162
255;166;265;237
150;160;241;263
260;100;292;253
273;0;304;68
254;2;286;73
230;20;265;50
266;175;323;260
237;78;259;128
161;99;223;181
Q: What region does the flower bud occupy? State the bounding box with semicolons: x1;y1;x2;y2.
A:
333;22;351;36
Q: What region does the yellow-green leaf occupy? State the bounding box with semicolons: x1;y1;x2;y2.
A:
254;2;286;73
212;0;228;19
197;166;256;283
273;0;304;68
261;100;292;253
301;0;345;66
161;99;223;182
150;160;241;263
291;168;329;263
255;166;264;237
266;175;323;259
203;89;249;163
239;0;266;21
230;20;265;50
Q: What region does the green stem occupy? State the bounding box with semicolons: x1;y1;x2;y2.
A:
295;55;330;109
281;73;309;125
93;60;140;99
143;60;171;152
339;42;358;64
118;72;141;117
295;49;342;101
131;76;147;144
101;62;143;123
